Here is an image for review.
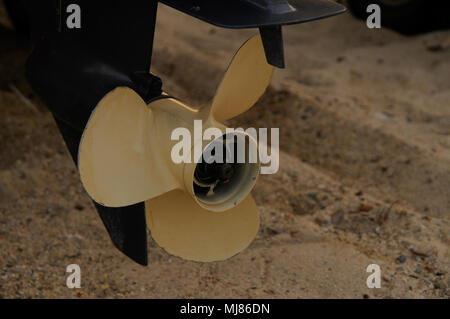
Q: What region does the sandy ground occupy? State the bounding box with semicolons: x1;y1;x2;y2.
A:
0;3;449;298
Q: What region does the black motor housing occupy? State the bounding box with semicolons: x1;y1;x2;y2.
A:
26;0;162;266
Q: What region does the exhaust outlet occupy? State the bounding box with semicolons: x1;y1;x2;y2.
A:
184;132;260;212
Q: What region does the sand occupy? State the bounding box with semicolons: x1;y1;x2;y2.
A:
0;3;449;298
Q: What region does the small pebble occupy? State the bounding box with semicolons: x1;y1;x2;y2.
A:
396;254;406;264
360;203;373;212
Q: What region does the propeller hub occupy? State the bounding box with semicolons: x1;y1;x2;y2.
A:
189;132;260;212
218;163;234;181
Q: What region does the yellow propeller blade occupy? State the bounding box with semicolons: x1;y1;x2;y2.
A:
78;87;178;207
146;189;259;262
210;34;274;123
